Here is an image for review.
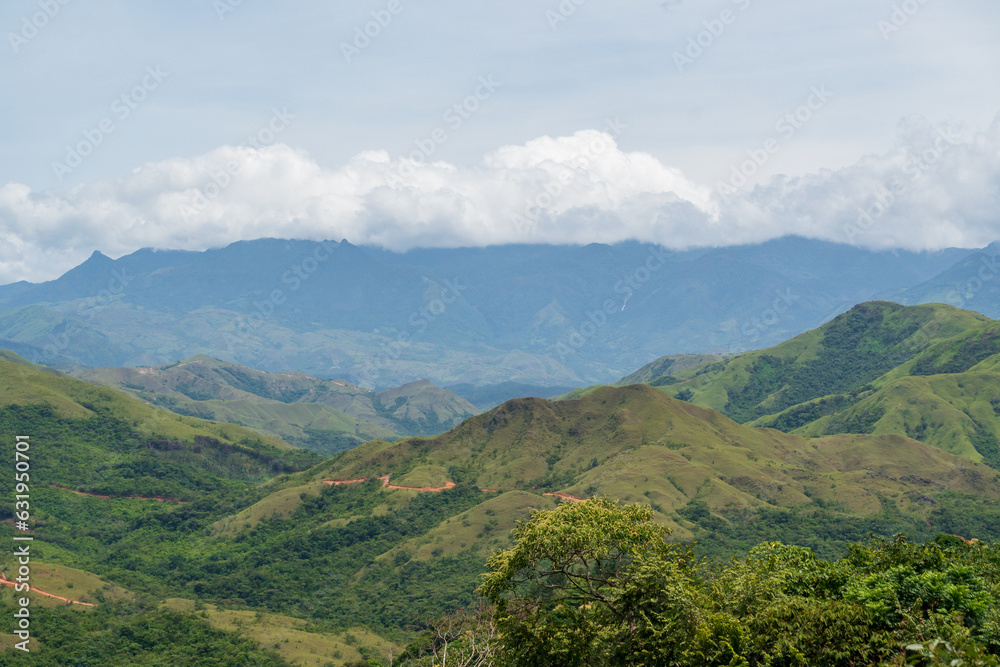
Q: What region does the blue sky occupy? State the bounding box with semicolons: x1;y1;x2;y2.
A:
2;0;1000;282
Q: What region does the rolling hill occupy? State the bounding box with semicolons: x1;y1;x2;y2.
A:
0;351;321;499
609;301;1000;473
72;355;478;455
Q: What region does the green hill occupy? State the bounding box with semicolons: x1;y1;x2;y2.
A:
177;384;1000;635
0;352;321;500
296;384;1000;531
634;302;990;420
604;302;1000;478
614;353;729;386
73;355;479;455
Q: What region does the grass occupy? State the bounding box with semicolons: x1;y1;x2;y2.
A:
159;599;403;666
210;481;330;537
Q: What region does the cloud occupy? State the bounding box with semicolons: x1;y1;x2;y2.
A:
1;116;999;284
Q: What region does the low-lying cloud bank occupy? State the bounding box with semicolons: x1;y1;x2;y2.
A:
2;115;998;283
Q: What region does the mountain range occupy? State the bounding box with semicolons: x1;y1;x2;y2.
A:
0;236;992;389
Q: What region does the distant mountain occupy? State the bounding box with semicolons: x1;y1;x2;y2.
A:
0;236;979;387
887;242;1000;318
443;381;579;411
72;355;479;455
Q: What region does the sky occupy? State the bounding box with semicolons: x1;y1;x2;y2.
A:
1;0;999;283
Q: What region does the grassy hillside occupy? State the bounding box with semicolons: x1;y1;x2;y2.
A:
298;384;1000;527
73;355;479;455
614;353;728;386
0;351;322;504
640;302;989;421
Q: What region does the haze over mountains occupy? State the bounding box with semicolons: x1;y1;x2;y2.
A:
0;236;994;392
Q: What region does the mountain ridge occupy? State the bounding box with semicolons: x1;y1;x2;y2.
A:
71;355;479;455
0;236;981;387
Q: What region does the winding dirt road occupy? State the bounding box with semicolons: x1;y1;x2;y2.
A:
0;573;95;607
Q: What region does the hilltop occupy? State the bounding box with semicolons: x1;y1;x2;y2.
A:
73;355;478;454
616;301;1000;471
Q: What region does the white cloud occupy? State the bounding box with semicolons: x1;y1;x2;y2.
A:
1;117;999;284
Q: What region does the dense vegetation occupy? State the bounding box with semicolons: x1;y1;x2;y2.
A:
6;323;1000;663
630;303;1000;474
0;597;292;666
400;499;1000;666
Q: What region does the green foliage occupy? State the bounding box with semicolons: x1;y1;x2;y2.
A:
0;600;292;666
674;388;694;401
911;328;1000;376
477;500;1000;667
480;498;696;666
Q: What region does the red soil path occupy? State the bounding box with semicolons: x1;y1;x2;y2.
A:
48;485;185;504
0;573;96;607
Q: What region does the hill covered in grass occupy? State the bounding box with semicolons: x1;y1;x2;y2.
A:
73;355;478;455
629;302;988;418
0;351;322;500
616;302;1000;468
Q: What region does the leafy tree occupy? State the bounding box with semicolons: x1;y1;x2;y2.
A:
479;498;700;665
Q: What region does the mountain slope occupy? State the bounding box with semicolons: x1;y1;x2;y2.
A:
287;384;1000;536
0;353;321;500
613;302;1000;472
631;302;990;421
615;353;728;386
767;373;1000;467
72;355;478;454
5;361;1000;658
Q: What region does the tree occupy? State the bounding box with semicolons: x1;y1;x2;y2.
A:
478;497;700;666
